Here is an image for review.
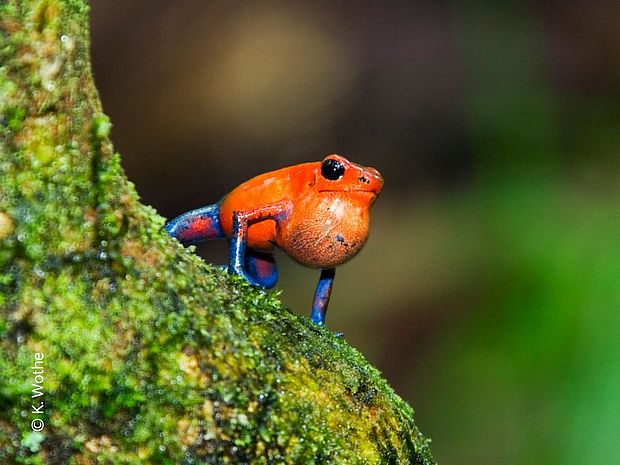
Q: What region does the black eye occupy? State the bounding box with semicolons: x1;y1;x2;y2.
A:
321;159;345;180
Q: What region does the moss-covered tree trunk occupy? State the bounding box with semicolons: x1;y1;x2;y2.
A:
0;1;435;464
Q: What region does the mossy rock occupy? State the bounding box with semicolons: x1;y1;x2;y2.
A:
0;1;435;464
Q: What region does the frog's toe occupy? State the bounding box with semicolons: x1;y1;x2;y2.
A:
228;264;265;288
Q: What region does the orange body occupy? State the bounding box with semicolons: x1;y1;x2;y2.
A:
219;155;383;269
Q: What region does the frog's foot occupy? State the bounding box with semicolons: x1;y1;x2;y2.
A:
310;318;343;337
228;264;265;288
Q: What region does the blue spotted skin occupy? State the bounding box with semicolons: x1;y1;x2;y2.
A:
166;202;334;326
244;249;279;289
165;203;223;244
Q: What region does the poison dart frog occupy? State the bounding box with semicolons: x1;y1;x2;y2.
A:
165;154;383;328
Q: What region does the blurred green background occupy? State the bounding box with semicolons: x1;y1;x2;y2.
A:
90;1;620;464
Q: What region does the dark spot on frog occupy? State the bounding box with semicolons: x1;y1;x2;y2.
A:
335;234;354;249
358;176;370;184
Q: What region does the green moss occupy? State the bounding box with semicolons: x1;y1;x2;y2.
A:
4;106;25;132
22;432;45;454
0;1;435;464
92;114;111;140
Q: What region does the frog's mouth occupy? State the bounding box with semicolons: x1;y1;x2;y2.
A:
318;188;379;195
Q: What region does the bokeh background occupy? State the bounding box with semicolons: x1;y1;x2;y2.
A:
90;1;620;464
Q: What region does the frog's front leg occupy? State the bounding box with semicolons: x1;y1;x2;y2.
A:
310;268;336;326
165;203;224;244
229;202;291;287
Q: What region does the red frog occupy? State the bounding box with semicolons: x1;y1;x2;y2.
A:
166;154;383;327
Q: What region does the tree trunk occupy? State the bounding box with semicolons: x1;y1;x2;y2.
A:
0;1;435;463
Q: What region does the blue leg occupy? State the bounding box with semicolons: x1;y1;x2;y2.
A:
228;202;290;286
245;249;278;288
310;268;335;326
166;203;223;245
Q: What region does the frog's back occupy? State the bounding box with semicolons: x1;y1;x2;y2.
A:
219;162;317;250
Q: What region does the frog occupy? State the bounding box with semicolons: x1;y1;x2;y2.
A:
165;154;383;328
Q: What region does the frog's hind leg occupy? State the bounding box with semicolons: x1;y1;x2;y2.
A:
244;249;278;288
165;203;223;245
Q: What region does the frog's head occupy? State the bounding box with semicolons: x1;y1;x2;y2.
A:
281;154;383;268
313;154;383;202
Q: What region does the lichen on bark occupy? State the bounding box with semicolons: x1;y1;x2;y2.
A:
0;1;436;464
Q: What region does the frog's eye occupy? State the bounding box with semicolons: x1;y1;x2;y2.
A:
321;159;345;181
